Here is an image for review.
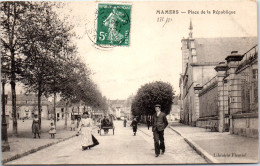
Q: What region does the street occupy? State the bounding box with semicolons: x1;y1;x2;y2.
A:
1;2;258;165
6;121;206;164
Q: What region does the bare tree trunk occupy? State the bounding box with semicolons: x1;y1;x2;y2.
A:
37;85;42;130
72;106;74;117
9;3;18;137
54;92;56;127
11;49;18;137
64;100;68;128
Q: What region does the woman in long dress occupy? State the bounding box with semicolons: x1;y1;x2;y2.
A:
77;112;98;150
32;114;40;138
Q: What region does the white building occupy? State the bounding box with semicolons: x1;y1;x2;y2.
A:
5;92;51;120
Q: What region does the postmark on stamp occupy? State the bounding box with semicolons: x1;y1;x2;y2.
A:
96;4;131;46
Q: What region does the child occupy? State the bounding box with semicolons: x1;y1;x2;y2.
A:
49;122;56;138
70;119;76;131
96;118;101;134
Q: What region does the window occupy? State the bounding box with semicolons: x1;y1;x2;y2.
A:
190;41;195;48
252;69;258;79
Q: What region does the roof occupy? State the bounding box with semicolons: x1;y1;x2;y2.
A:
7;93;48;102
109;100;126;106
56;100;67;107
194;37;258;63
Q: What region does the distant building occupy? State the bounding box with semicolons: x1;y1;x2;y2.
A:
56;99;70;120
108;100;125;119
55;100;103;120
108;98;133;120
6;92;51;120
167;96;180;121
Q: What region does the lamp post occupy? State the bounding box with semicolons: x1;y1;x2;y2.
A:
2;70;10;152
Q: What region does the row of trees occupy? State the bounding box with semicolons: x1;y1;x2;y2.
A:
1;1;107;136
131;81;174;118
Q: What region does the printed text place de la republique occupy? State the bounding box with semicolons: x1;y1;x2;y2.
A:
156;10;235;15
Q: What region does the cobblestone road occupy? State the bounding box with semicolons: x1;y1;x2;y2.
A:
6;121;206;164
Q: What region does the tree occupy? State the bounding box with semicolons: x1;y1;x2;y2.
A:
18;2;75;128
1;1;107;131
131;97;140;116
1;2;33;136
131;81;175;116
59;57;91;127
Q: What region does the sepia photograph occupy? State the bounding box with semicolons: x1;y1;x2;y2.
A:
0;0;258;165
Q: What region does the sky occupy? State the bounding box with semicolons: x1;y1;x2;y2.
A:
5;1;257;100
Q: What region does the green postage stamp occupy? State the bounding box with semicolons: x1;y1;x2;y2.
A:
96;4;131;46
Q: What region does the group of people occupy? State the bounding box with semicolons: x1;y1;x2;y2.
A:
70;117;82;131
32;104;168;157
31;114;56;139
76;113;116;150
31;111;104;151
76;105;168;157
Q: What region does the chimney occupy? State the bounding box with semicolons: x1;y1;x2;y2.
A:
225;51;243;63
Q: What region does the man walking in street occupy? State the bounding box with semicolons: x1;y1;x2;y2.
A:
152;104;168;157
147;116;151;130
130;117;138;136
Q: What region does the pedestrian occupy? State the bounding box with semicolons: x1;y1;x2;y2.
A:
101;116;110;134
49;122;56;138
130;117;138;136
152;104;168;157
123;118;127;127
97;118;101;134
32;114;40;139
70;118;76;131
147;116;151;130
77;112;99;151
77;117;81;128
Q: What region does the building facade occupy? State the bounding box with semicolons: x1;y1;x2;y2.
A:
179;21;258;137
108;100;125;119
55;100;103;120
5;92;51;120
108;98;133;120
196;46;258;138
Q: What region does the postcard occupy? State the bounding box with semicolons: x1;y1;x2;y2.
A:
1;0;258;165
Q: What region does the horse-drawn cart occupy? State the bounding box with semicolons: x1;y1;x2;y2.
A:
99;115;115;135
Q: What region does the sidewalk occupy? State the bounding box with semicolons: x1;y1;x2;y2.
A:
7;119;68;137
169;124;259;164
2;128;77;164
